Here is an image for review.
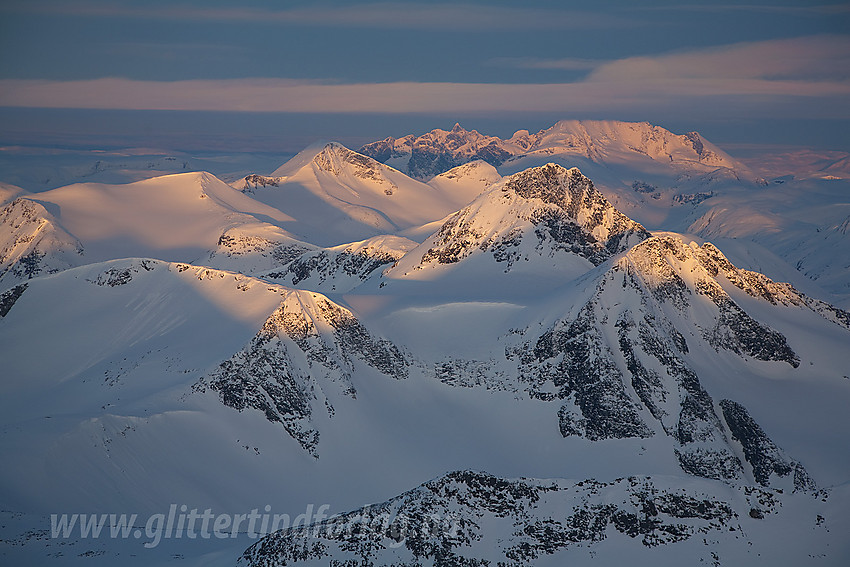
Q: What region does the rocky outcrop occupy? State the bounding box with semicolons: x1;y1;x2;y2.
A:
719;400;816;492
0;282;27;317
266;235;416;293
201;290;407;455
360;123;513;180
516;235;815;484
239;471;772;567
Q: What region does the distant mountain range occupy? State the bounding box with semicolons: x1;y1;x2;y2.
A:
1;120;849;566
359;120;750;181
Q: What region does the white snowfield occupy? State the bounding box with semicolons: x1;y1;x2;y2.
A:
1;120;849;566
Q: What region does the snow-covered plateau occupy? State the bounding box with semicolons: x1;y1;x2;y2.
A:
1;120;849;566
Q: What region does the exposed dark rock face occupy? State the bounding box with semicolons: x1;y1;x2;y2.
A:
719;399;816;492
239;174;282;191
358;137;401;164
269;248;398;288
0;282;27;317
211;229;411;292
202;292;407;455
508;235;814;484
529;303;654;441
239;471;748;567
435;359;507;390
673;191;714;206
417;164;650;271
614;310;745;482
407;140;512;181
208;329;319;454
360;121;741;181
625;236;800;367
87;260;157;287
93;267;134;286
360;124;512;180
322;302;407;380
693;241;850;332
700;284;800;367
504;165;651;259
215;232;311;267
632;180;657;194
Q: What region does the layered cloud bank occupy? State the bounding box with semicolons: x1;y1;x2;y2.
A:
1;36;847;119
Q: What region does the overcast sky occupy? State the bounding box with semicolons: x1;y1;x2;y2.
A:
1;0;848;153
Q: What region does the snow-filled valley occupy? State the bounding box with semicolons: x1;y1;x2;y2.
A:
1;120;849;566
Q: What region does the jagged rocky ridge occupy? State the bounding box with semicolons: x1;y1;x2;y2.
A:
266;236;416;293
512;234;837;488
205;226;416;293
239;470;791;567
360;120;743;181
387;164;650;279
199;287;408;455
238;174;284;191
360;123;513;180
304;142;404;195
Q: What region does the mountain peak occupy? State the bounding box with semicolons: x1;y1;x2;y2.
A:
385;163;650;284
501;164;647;241
0;197;85;286
502;163;589;206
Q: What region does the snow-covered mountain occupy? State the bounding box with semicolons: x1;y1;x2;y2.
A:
363;120;850;306
200;223;417;294
241;471;842;567
513;233;848;484
0;258;417;514
0;198;85;286
502;119;744;173
197;222;318;275
2;122;850;567
231;142;470;246
360;120;752;182
201;289;408;456
360;120;771;247
681;178;850;305
383;164;650;292
2;171;295;266
359;123;515;180
425;159;502;207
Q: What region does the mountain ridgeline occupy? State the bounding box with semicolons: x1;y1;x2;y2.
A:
360;120;742;180
1;120;849;566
